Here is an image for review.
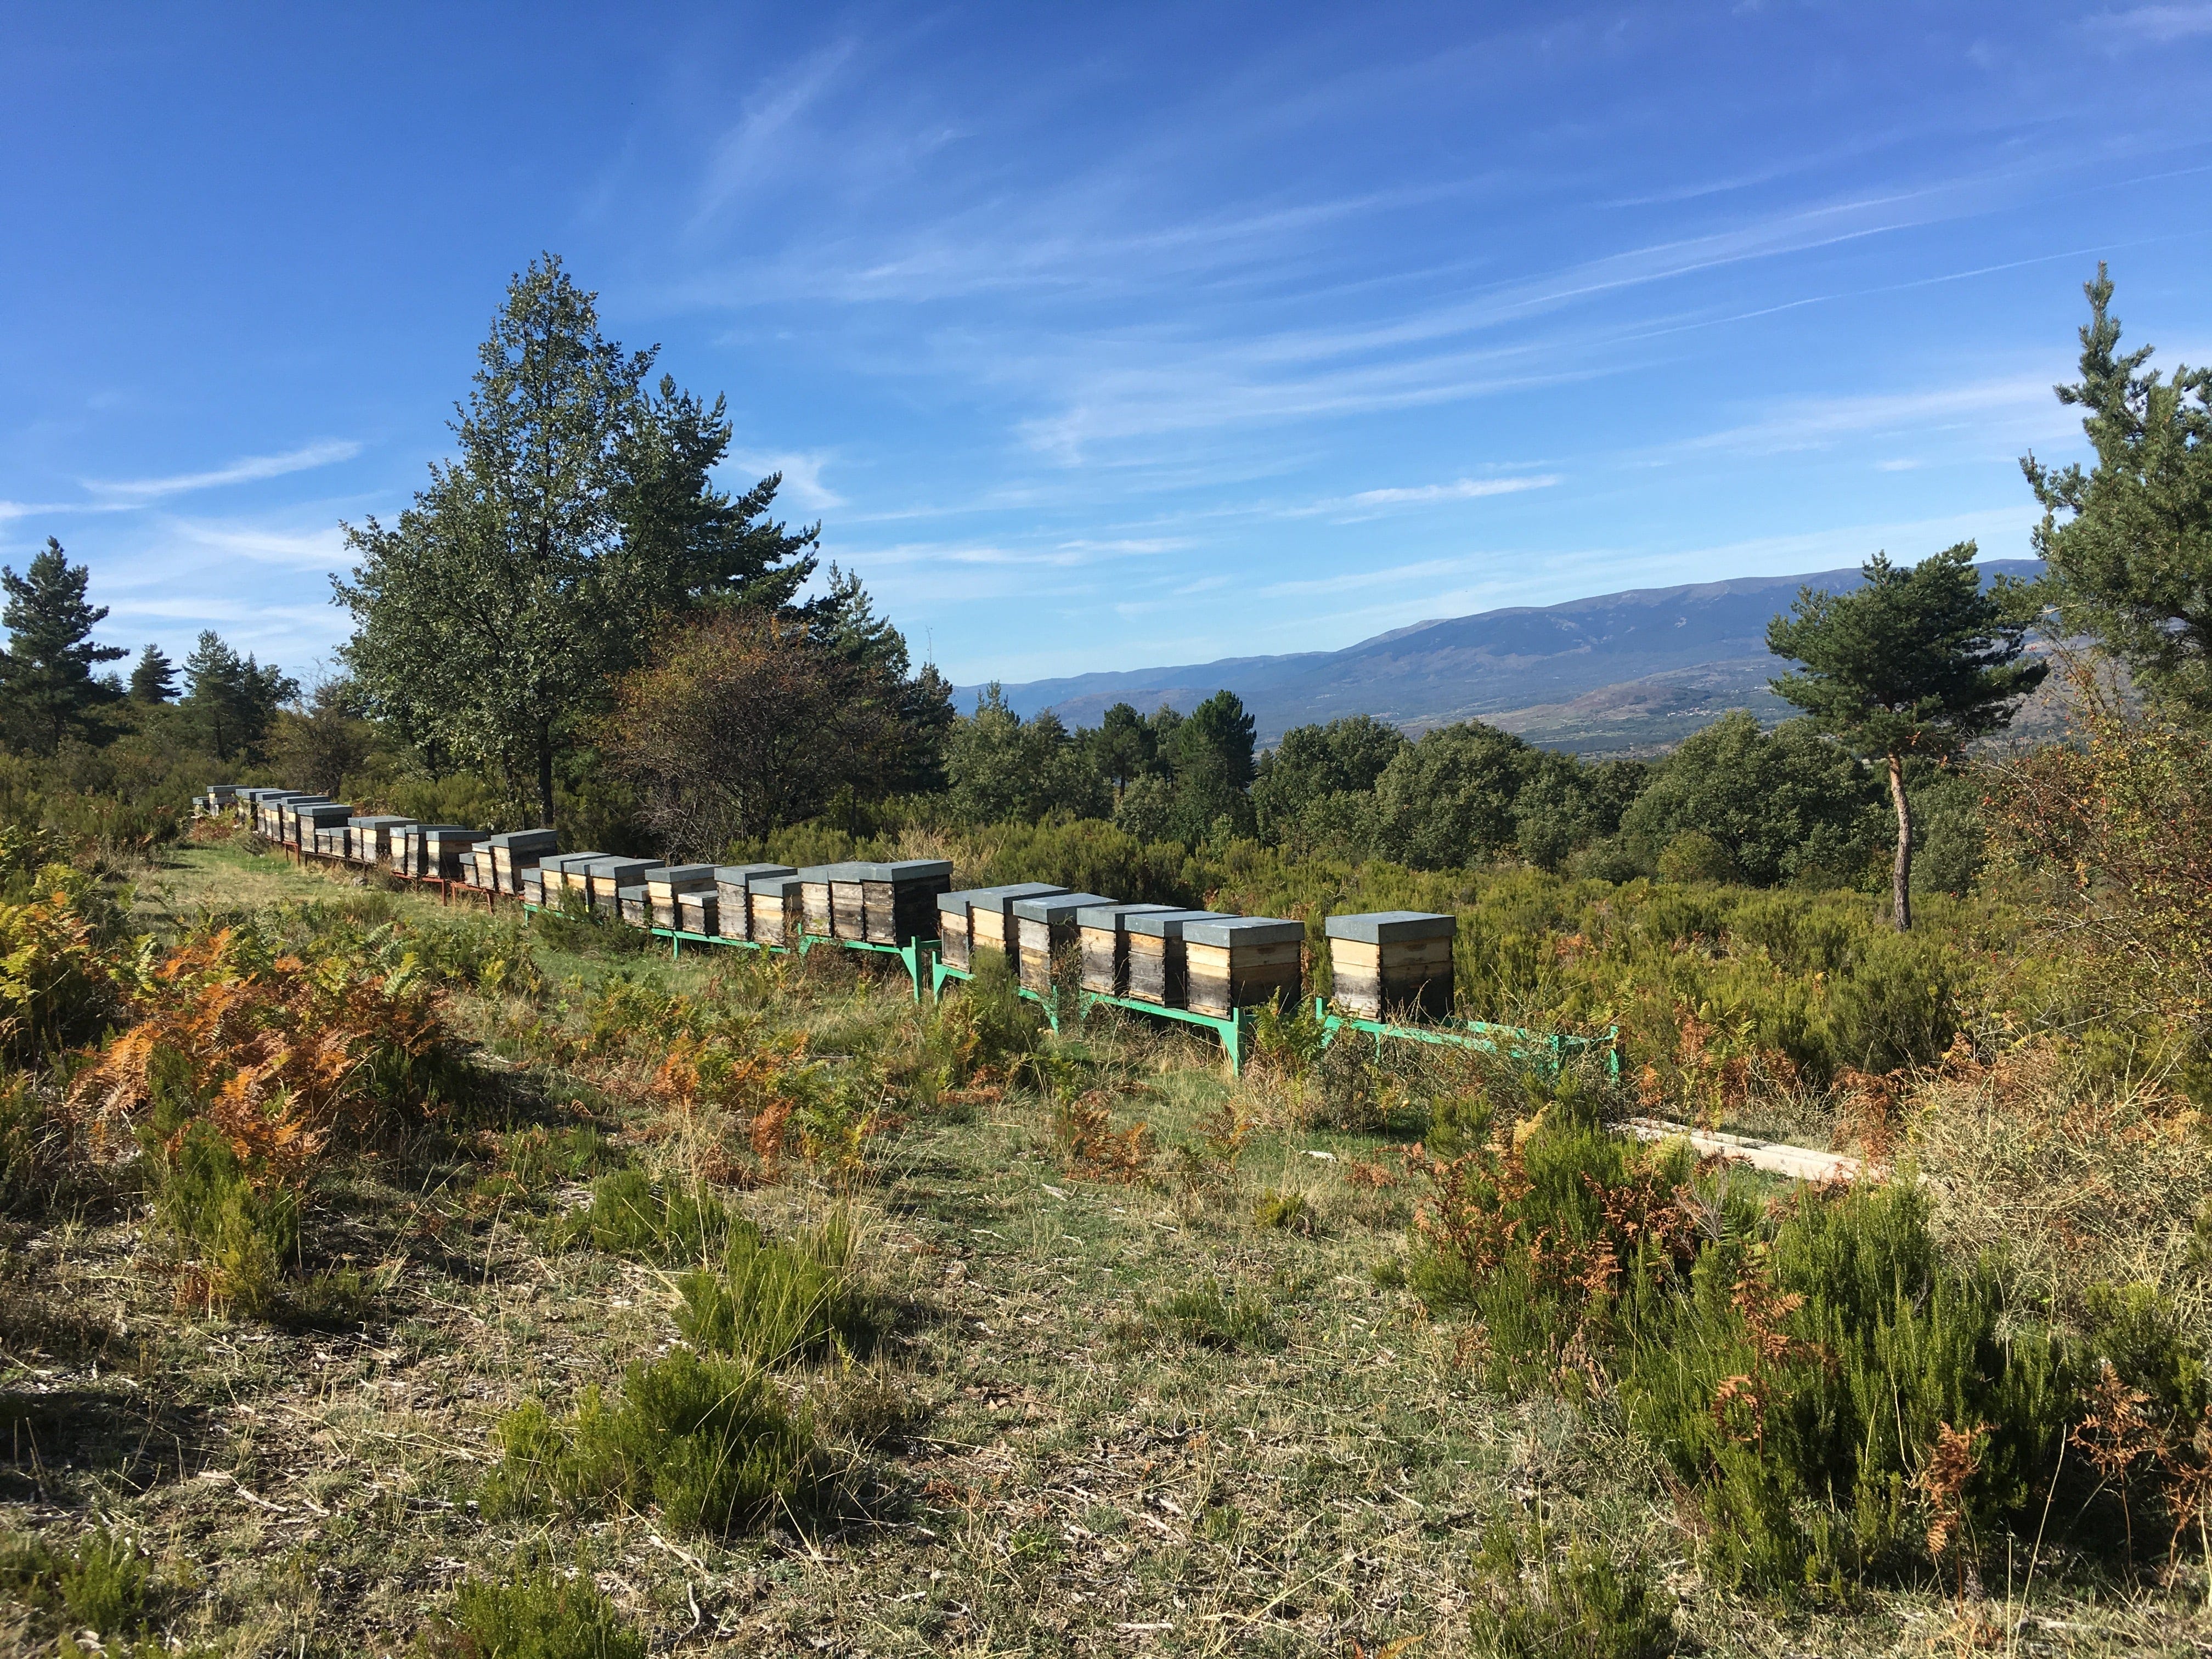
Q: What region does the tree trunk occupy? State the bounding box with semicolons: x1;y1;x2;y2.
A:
1887;751;1912;933
536;721;556;831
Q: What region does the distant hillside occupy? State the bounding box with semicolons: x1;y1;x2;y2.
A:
958;560;2045;755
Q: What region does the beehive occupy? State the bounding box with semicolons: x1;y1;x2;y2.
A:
830;868;867;940
713;864;795;941
850;860;956;944
645;864;716;930
1323;911;1456;1020
748;872;806;945
456;849;484;887
537;851;606;903
797;865;854;939
298;803;354;851
585;858;655;916
935;891;974;969
278;796;330;843
1011;893;1118;996
314;826;348;858
424;827;485;882
966;883;1066;966
1124;910;1228;1007
676;890;718;936
521;867;546;906
1181;917;1305;1018
485;829;560;894
263;793;317;839
617;885;650;927
347;815;411;865
1074;903;1183;996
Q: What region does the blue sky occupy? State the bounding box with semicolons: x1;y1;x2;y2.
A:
4;2;2209;690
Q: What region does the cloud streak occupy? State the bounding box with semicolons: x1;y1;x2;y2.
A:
84;440;362;503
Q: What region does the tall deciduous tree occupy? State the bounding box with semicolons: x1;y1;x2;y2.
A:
182;631;298;764
2022;265;2212;718
337;255;825;830
0;538;126;753
603;611;899;857
1767;543;2044;930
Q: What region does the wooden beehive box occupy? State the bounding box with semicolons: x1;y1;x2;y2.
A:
279;797;330;843
458;850;485;887
260;793;309;838
831;869;868;940
1182;917;1305;1018
967;883;1065;966
850;860;955;944
347;816;411;865
1012;893;1117;995
424;827;485;882
676;890;718;936
1075;902;1183;996
614;886;648;927
485;829;560;894
1124;910;1227;1007
314;827;347;858
795;865;857;939
645;864;716;930
300;803;353;851
521;868;545;906
586;858;655;915
1323;911;1456;1021
538;851;605;902
714;864;794;941
935;891;976;969
749;873;806;945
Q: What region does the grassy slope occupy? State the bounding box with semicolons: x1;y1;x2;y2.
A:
0;844;2200;1655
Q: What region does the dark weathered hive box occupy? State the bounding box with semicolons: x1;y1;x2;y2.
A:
485;829;560;893
313;827;348;857
676;890;718;936
458;849;486;887
847;860;956;944
1324;911;1455;1021
1071;904;1182;996
797;865;857;939
714;864;794;941
586;858;655;915
935;891;976;969
646;864;716;929
1011;893;1117;995
749;873;807;945
394;824;466;878
424;827;486;882
1182;917;1306;1018
617;885;650;927
1123;910;1228;1007
966;883;1066;966
279;797;331;843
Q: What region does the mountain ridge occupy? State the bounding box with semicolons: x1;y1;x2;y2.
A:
955;559;2045;755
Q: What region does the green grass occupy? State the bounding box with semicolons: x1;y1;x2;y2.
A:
0;846;2202;1654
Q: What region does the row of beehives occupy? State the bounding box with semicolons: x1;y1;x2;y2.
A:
200;785;1457;1022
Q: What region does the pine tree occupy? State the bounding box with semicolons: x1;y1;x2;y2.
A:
129;642;178;703
182;630;298;763
1766;543;2044;930
0;538;126;753
2022;265;2212;719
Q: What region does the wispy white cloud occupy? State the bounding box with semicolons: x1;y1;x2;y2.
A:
83;440;362;504
1316;473;1562;514
728;450;845;510
1662;374;2072;458
689;40;858;232
2100;4;2212;43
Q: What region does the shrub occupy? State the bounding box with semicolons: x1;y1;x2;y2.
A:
0;1073;58;1214
1146;1278;1283;1352
484;1348;819;1538
560;1169;749;1267
149;1119;298;1318
0;872;127;1066
675;1212;883;1367
427;1567;645;1659
938;951;1044;1084
1469;1523;1674;1658
0;1526;181;1654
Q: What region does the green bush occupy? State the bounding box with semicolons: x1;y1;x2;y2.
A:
1469;1523;1674;1658
427;1567;644;1659
0;1073;56;1214
559;1169;750;1266
676;1212;882;1367
1146;1278;1283;1352
0;1526;184;1655
484;1348;820;1538
149;1120;299;1319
